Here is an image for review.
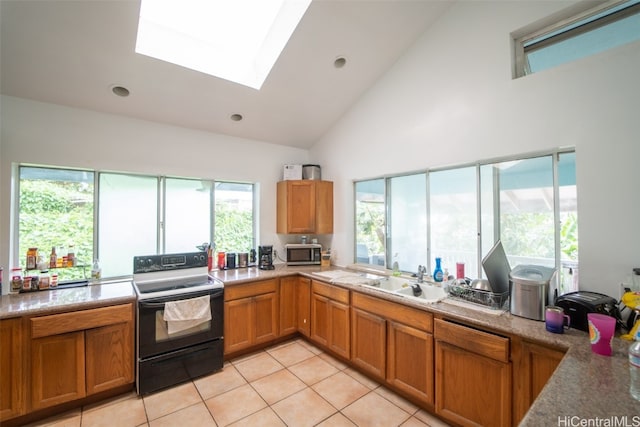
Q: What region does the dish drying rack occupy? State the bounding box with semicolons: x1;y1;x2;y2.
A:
445;281;509;310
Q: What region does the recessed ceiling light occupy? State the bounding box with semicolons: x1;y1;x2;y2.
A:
334;57;347;68
230;113;243;122
136;0;312;90
111;85;130;97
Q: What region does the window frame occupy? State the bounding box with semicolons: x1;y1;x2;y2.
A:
513;0;640;78
12;164;258;280
353;148;577;281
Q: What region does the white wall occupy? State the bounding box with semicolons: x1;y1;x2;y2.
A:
311;1;640;297
0;95;309;293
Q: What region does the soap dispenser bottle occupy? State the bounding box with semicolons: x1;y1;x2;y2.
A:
433;257;443;282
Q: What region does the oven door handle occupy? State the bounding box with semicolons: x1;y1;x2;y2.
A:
138;291;221;309
139;300;169;309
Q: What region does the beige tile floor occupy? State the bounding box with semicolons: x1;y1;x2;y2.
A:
26;339;451;427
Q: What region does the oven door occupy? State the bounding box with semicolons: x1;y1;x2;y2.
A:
137;287;223;359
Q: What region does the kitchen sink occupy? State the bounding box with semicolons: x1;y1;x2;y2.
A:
394;283;447;302
361;275;446;303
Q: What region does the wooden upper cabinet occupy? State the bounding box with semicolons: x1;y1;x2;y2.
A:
277;180;333;234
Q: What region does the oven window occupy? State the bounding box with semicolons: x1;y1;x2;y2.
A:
154;311;211;342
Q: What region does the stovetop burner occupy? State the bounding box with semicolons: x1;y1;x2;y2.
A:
132;251;223;300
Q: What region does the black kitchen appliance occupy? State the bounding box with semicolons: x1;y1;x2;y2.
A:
555;291;620;331
133;251;224;395
285;243;322;266
258;245;275;270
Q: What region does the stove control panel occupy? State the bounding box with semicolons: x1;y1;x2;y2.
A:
133;251;207;274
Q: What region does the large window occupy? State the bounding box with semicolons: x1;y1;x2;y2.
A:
514;0;640;77
430;167;478;278
355;179;385;267
18;166;94;282
354;150;578;293
15;167;256;280
388;174;427;272
214;182;255;254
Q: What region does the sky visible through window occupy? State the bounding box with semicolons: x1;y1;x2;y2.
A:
525;0;640;74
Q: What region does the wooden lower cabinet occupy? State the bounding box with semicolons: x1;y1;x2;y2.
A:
434;319;511;427
0;318;24;421
310;280;350;359
351;307;386;379
512;339;565;424
224;279;278;355
85;322;134;395
279;276;298;336
387;320;433;405
297;277;311;336
254;293;278;344
31;331;86;411
29;303;134;412
351;292;434;406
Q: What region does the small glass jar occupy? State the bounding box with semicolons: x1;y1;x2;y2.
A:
10;268;23;294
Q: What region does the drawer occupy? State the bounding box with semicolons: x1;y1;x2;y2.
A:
312;280;350;304
352;292;432;332
434;318;509;363
224;279;278;301
31;303;133;338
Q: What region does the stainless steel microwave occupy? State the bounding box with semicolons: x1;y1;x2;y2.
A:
285;244;322;265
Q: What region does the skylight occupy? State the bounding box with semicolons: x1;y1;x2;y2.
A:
135;0;312;90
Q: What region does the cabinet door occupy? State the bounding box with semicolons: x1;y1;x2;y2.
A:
314;180;333;234
279;277;298;337
254;292;278;345
513;341;564;424
297;277;311;336
31;331;86;410
224;297;254;354
277;180;315;233
0;318;24;421
351;307;386;380
388;321;434;406
435;340;511;427
329;300;350;359
85;322;134;395
311;293;330;347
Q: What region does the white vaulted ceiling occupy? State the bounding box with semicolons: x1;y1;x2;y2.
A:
0;0;453;148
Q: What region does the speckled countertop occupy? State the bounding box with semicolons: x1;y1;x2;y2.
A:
3;266;638;423
211;265;640;425
0;279;136;319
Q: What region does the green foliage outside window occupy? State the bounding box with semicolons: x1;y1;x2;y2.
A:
19;180;94;281
214;203;253;253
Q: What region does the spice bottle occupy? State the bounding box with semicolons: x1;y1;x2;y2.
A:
39;271;50;290
91;259;101;283
26;248;38;270
10;268;23;294
67;244;75;267
49;246;58;269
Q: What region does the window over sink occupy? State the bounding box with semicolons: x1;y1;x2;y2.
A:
354;149;578;294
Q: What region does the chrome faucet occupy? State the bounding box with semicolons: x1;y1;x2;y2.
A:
416;265;427;283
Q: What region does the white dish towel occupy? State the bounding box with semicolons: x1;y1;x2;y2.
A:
163;295;212;335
